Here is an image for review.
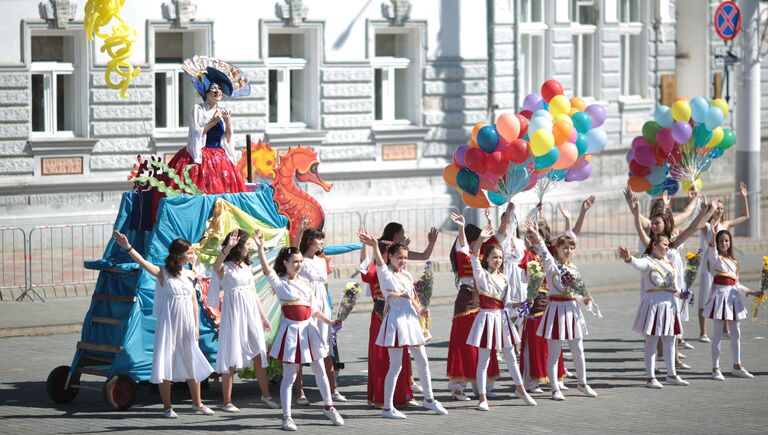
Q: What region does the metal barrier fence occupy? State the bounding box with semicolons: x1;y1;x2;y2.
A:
322;210;363;268
0;227;27;301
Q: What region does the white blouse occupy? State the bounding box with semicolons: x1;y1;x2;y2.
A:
629;255;678;294
185;102;237;165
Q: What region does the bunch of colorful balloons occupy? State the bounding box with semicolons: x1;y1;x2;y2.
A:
626;96;734;196
443;79;608;208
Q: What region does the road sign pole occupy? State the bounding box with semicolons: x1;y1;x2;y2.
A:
735;0;760;237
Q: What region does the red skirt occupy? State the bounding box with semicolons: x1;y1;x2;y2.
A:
164;147;246;194
521;316;565;383
446;311;500;382
368;311;414;407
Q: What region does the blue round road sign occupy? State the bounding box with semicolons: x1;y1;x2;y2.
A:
714;1;741;41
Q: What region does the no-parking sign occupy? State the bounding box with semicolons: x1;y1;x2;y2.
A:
714;1;741;41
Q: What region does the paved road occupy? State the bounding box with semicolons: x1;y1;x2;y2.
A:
1;279;767;433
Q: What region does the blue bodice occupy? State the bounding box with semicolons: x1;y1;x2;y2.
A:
205;120;225;148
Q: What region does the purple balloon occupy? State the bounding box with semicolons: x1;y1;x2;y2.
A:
523;92;544;112
671;121;692;144
634;145;657;167
631;136;651;150
585;104;606;128
655;128;675;153
454;145;470;167
565;161;593;182
626;149;634;164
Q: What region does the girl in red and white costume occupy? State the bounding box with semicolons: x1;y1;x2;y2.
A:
704;229;760;381
359;227;448;420
253;232;343;431
450;214;536;411
527;226;597;401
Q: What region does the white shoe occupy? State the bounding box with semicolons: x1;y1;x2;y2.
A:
222;403;240;413
552;390;565;401
192;404;215;415
528;386;543;394
711;370;725;381
486;390;501;399
732;367;754;379
558;382;569;391
451;390;471;401
668;376;689;386
261;396;280;409
564;369;575;378
722;332;731;340
281;417;298;431
410;383;424;393
331;392;348;402
699;335;711;343
163;409;178;418
682;341;695;350
646;378;663;389
382;408;407;419
514;389;537;406
323;407;344;426
406;399;419;407
296;396;310;406
679;352;687;359
422;399;448;415
477;400;489;411
577;384;598;398
677;362;692;370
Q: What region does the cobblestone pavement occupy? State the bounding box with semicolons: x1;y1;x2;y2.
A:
1;280;768;434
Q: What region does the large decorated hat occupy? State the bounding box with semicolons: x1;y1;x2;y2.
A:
182;55;251;98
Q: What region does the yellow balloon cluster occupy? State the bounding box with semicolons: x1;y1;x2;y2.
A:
84;0;140;98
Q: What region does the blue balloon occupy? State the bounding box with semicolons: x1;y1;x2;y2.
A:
653;105;674;128
476;125;500;153
690;96;709;123
534;146;559;170
456;168;479;195
663;178;679;196
584;129;608;154
533;109;553;120
575;133;589;155
530;116;551;133
487;190;508;206
693;124;712;147
707;147;724;159
647;165;667;185
704;106;724;130
647;183;664;196
572;112;593;134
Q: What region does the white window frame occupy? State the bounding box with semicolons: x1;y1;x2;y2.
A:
520;0;545;24
28;30;85;138
518;0;547;106
266;56;308;128
570;1;598;99
372;56;410;126
618;0;646;98
153;63;186;131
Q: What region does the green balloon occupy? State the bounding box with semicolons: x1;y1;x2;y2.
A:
642;121;661;143
718;127;735;150
693;124;712;147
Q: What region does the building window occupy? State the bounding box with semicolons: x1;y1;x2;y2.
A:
519;1;547;102
153;31;204;130
520;0;544;23
571;0;597;98
618;0;644;96
371;31;421;125
30;35;79;136
267;33;308;128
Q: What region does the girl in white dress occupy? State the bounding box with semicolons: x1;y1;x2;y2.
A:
253;231;343;431
450;214;536;411
703;229;760;381
697;182;750;342
112;231;214;418
209;229;277;413
618;234;689;389
526;227;597;401
358;227;448;420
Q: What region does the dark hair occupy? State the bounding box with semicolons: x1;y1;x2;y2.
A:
299;228;325;255
165;238;192;277
708;199;726;224
643;233;670;257
648;212;673;239
222;229;251;266
386;243;408;266
450;224;482;273
481;244;503;271
380;222;404;242
274;246;301;276
555;235;576;248
649;198;665;217
715;229;734;259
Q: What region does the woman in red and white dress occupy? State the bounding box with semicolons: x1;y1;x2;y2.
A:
359;228;448;420
253;232;343;431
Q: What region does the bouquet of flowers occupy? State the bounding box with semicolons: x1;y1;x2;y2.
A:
238;359;283;383
416;261;434;337
557;263;587;297
750;256;768;322
525;261;544;301
682;251;701;305
329;282;362;347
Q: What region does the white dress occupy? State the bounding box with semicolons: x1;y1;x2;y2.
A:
697;222;722;309
215;261;268;372
466;255;520;350
151;268;214;384
629;256;683;337
375;264;425;348
300;255;332;344
703;250;748;321
266;270;328;364
502;236;527;309
667;247;689;322
534;242;588;340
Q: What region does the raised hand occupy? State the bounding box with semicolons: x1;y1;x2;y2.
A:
299;214;310;232
479;224;494;242
617;246;631;262
622;186;632;203
581;195;596;211
426;227;438;245
223;233;239;255
662;190;671;208
629;195;640;215
253;230;265;249
739;181;748;197
112;230;130;249
526;227;541;244
358;227;377;246
449;212;465;228
688;187;700;199
558;203;571;220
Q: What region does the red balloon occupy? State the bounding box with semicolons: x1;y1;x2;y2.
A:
504;139;531;164
655;145;668;165
516;114;529;138
541;79;564;103
465;148;488;173
629;160;651;176
487;151;508;175
519;110;533;120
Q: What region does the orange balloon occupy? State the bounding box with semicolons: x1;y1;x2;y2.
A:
462;191;490;208
628;175;652;192
443;165;460;188
584;154;592;162
568;107;578;116
471;123;489;147
570;97;586;112
674;97;689;103
553;142;578;170
552;120;571;146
